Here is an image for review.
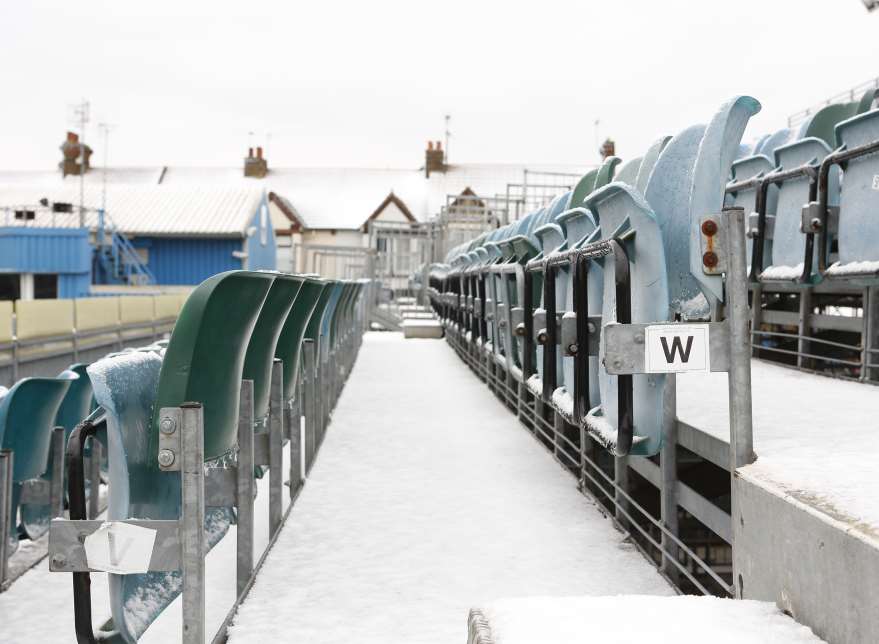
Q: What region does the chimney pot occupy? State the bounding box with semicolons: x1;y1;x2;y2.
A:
257;146;263;159
67;131;78;144
248;147;254;157
436;140;442;150
428;141;433;151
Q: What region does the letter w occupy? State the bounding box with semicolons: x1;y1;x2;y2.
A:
660;335;694;364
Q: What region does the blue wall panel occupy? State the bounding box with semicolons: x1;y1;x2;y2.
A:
0;227;91;274
132;236;242;285
245;196;277;271
58;272;92;298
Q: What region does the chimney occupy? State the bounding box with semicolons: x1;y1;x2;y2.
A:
244;146;268;178
59;131;92;177
600;138;616;160
425;139;446;178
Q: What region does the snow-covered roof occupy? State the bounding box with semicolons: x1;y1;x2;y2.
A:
0;183;264;237
0;162;590;231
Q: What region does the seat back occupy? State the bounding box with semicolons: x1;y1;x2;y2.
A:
242;274;304;419
19;364;94;539
276;278;325;401
152;271;274;460
761;137;835;281
0;374;73;545
727;154;777;271
826;109;879;278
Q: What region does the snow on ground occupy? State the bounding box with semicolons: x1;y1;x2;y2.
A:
476;595;824;643
677;360;879;535
227;332;672;644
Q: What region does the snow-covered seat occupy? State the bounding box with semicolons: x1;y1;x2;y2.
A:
822;108;879;282
82;270;274;642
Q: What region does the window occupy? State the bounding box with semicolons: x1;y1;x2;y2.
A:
0;274;20;301
34;274;58;299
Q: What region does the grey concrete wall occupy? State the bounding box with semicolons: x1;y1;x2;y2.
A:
734;469;879;644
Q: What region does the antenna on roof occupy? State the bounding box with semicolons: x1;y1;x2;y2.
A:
444;115;451;165
98;122;115;214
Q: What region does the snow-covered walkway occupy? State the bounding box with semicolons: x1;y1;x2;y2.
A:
227;332;672;643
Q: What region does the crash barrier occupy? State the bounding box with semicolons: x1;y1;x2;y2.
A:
0;294;190;387
0;271;367;643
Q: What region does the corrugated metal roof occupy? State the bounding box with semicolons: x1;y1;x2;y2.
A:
0;184;264;237
0;162;590;231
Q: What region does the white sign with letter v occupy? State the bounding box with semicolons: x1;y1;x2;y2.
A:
84;521;157;574
644;324;711;373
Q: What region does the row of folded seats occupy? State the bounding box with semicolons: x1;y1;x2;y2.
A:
0;270;367;642
727;88;879;284
428;92;879;459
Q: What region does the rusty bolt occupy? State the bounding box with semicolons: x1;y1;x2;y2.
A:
514;324;525;337
810;217;822;231
536;330;548;345
568;343;578;355
612;358;623;369
158;449;176;468
51;553;67;568
701;219;718;236
702;251;719;269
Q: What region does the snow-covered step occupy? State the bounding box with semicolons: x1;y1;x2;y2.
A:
467;596;824;644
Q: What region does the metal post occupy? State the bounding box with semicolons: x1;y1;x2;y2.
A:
87;438;102;519
288;395;303;500
749;284;763;358
0;450;12;586
864;286;879;382
725;208;755;599
303;340;316;472
180;402;205;644
724;207;755;471
614;455;629;529
659;374;679;582
236;380;255;598
49;427;65;518
797;288;812;370
268;360;284;537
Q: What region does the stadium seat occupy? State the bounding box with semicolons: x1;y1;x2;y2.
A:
18;363;94;540
87;269;273;642
0;373;74;551
822;108;879;280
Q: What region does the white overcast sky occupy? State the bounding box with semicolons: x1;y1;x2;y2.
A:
1;0;877;170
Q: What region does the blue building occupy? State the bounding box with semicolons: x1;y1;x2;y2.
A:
0;185;276;297
0;227;91;298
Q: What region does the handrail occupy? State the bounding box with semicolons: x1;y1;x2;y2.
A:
66;409;107;644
